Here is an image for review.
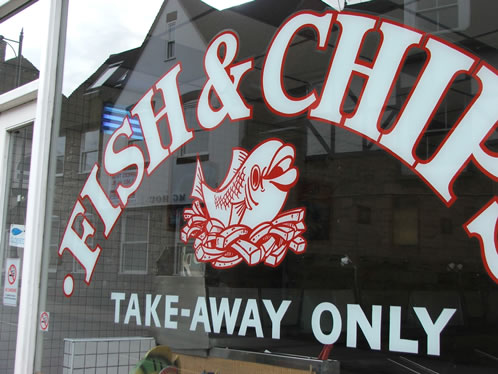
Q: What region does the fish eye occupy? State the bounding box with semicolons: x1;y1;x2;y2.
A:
251;166;260;190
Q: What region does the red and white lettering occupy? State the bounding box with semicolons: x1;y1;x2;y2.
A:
262;11;334;116
465;198;498;284
80;164;122;238
312;15;423;139
131;63;193;175
310;14;383;129
59;10;498;293
197;31;253;129
59;200;101;289
103;117;146;207
341;20;422;140
380;38;476;168
415;63;498;204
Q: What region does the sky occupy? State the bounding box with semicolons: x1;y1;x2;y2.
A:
0;0;163;95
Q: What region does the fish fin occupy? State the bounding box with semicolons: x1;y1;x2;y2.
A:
190;158;205;201
229;200;246;226
218;149;248;191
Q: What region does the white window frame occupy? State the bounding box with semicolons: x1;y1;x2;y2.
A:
55;135;65;176
178;101;209;159
166;21;176;60
87;62;122;90
0;1;68;373
0;80;38;288
120;211;149;274
79;129;99;173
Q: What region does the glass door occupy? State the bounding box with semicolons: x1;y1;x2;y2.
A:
0;123;32;373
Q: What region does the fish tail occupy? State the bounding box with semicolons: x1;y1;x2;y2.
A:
191;158;205;201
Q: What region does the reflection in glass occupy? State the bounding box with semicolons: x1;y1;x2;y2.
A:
36;1;498;373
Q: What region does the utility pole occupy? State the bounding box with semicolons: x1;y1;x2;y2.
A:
16;28;23;87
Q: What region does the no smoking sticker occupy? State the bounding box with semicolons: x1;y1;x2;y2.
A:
7;264;16;285
3;258;20;307
39;312;50;332
7;264;17;286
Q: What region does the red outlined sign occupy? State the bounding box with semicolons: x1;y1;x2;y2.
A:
39;311;50;332
58;9;498;293
7;264;16;285
3;258;20;307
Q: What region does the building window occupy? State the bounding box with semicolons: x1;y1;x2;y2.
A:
405;0;470;33
87;63;122;90
120;211;149;274
56;136;65;176
166;22;176;60
178;101;208;159
79;130;99;173
393;198;418;246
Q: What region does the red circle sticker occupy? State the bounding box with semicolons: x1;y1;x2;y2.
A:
39;312;49;332
7;264;16;285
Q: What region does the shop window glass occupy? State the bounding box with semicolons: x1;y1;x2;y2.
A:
34;1;498;373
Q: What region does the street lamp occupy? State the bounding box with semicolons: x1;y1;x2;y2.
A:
340;255;361;303
0;28;24;87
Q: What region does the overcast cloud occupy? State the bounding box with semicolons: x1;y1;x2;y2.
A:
0;0;163;95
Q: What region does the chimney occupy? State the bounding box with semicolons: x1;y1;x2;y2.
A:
0;39;6;63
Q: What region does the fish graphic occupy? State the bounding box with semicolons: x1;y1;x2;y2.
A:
191;139;298;229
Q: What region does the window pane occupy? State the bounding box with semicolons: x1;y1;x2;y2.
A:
0;1;44;94
88;65;120;89
124;212;148;242
121;243;147;272
439;6;459;29
167;40;175;59
37;2;498;373
81;130;99;152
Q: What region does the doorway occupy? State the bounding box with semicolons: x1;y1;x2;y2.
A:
0;123;33;373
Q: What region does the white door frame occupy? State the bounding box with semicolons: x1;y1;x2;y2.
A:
12;0;67;372
0;1;66;373
0;80;39;291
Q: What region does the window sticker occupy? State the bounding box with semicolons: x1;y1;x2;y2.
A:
3;258;20;306
59;10;498;299
181;139;306;268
